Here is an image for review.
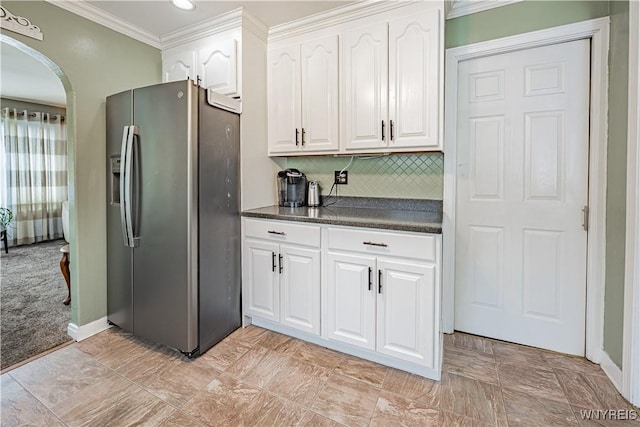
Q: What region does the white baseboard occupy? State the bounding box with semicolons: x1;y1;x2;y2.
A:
601;350;623;392
67;317;111;342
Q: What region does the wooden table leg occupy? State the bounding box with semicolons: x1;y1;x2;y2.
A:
60;252;71;305
1;230;7;254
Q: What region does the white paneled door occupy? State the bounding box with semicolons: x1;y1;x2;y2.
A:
455;40;590;355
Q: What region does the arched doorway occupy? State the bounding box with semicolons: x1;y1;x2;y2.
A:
0;34;79;369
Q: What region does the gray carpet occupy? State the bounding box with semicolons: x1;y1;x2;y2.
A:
1;239;72;370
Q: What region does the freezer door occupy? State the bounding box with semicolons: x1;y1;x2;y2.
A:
106;90;134;332
132;81;199;353
198;88;241;352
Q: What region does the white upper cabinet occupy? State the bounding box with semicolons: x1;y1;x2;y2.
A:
268;46;302;154
389;12;440;149
301;36;340;153
198;39;238;96
162;50;196;83
162;32;240;97
343;9;442;152
268;35;340;155
343;24;388;151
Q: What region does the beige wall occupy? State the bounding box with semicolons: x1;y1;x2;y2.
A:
1;1;161;326
445;0;609;48
604;0;629;369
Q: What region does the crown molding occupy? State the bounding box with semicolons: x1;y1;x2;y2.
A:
241;9;268;43
268;0;423;43
160;8;243;49
161;8;267;49
44;0;161;48
445;0;522;20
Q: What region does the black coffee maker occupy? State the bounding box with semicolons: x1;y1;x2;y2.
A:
277;169;307;207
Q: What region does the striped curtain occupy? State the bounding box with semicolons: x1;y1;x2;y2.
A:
1;108;68;246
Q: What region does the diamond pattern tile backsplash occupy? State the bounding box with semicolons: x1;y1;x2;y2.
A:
287;153;443;200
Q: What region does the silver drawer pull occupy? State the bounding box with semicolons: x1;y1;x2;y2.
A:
268;230;286;236
363;241;388;247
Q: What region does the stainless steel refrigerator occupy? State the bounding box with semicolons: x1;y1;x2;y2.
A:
106;80;241;357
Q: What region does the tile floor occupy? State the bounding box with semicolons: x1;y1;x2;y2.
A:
1;326;638;426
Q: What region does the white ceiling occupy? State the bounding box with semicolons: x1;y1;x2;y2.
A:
86;1;354;36
0;43;66;107
0;1;354;107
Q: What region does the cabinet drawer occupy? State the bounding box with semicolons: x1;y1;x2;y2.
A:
327;227;437;262
244;219;320;247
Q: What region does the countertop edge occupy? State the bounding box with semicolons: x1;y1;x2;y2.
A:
241;210;443;234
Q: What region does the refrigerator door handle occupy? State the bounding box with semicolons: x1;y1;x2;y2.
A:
130;126;141;247
119;126;130;247
124;125;137;247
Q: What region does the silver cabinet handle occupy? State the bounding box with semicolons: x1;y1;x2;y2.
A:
268;230;286;236
363;241;388;247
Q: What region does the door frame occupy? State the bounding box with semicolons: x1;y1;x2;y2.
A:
442;18;610;365
623;0;640;407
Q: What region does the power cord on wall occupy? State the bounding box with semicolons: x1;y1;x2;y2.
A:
320;154;388;207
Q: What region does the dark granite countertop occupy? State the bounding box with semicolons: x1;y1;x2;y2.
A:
241;198;442;234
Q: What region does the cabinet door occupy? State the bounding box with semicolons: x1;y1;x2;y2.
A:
343;24;388;151
243;239;280;321
326;252;376;350
268;46;302;154
280;245;321;335
301;36;339;152
162;49;196;83
199;38;238;97
389;11;440;149
376;258;437;368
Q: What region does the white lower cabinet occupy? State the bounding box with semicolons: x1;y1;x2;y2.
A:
242;219;320;335
280;245;320;334
326;252;437;368
242;218;441;379
376;258;437;367
326;252;376;349
244;239;280;321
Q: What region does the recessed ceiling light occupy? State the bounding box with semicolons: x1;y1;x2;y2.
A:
172;0;195;11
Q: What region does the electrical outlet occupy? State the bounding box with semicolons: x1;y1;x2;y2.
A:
334;170;348;185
